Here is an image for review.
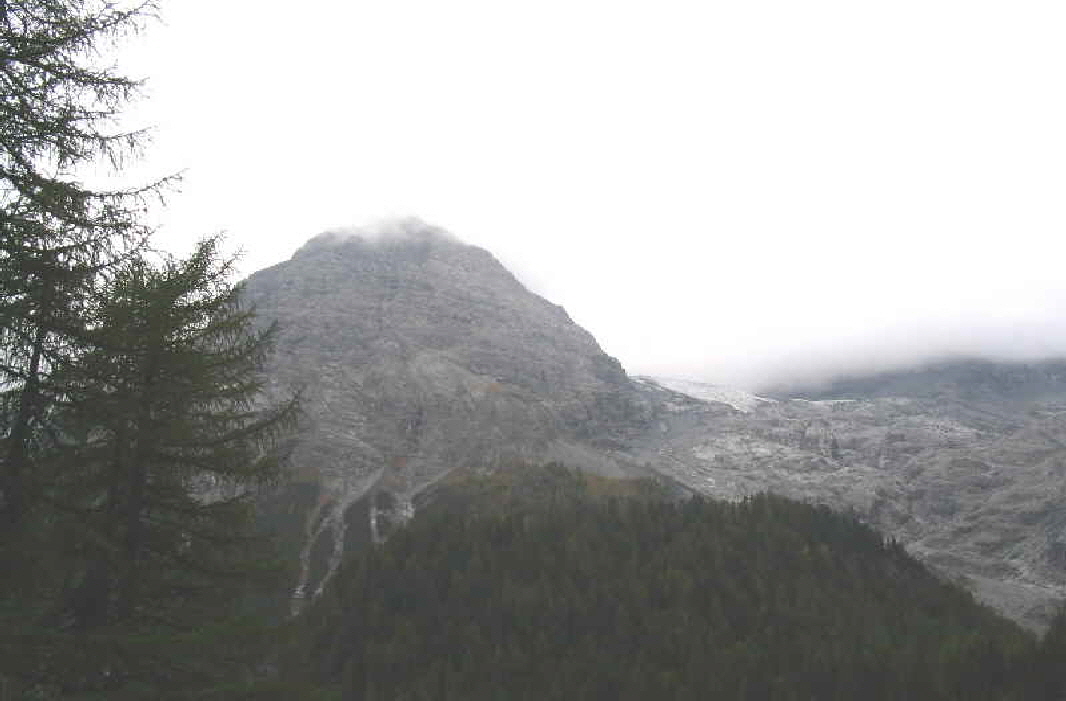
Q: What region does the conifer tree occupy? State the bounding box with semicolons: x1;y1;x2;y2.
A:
0;2;171;691
46;236;300;694
0;0;165;534
2;238;299;697
1034;607;1066;700
0;4;302;697
63;237;298;628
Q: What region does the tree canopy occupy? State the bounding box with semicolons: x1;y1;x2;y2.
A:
283;468;1061;701
0;0;167;535
0;3;300;698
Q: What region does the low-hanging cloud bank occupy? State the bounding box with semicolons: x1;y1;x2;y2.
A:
626;310;1066;392
284;218;1066;394
313;217;458;246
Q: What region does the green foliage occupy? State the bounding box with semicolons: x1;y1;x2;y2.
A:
421;462;675;517
56;237;298;621
1030;606;1066;699
0;0;167;537
0;239;300;697
0;0;163;225
0;3;300;697
288;472;1042;700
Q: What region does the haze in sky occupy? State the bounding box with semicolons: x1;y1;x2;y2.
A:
114;0;1066;388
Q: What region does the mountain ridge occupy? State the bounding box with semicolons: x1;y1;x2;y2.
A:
244;221;1066;628
763;356;1066;403
643;363;1066;629
243;223;656;605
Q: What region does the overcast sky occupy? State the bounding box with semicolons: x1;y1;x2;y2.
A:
113;0;1066;388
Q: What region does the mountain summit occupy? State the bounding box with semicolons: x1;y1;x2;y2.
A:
246;220;644;479
243;221;654;601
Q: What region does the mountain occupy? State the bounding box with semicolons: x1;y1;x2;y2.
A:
242;221;659;604
244;221;1066;629
641;361;1066;629
766;357;1066;403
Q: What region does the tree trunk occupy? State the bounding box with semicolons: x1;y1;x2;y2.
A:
2;321;46;532
117;346;158;621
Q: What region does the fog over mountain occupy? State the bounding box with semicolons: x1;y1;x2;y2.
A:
357;218;1065;392
736;316;1066;393
277;218;1066;391
116;0;1066;393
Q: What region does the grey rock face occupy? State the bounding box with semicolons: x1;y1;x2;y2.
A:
246;223;645;480
242;222;651;604
640;363;1066;630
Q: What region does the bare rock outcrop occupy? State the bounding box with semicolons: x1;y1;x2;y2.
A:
242;221;652;603
639;362;1066;630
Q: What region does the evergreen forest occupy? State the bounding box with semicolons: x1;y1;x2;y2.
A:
273;466;1066;700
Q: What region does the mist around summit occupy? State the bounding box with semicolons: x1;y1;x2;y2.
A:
279;215;1066;392
591;276;1066;393
310;217;459;246
307;217;1066;392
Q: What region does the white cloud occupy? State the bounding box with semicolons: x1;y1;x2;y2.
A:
114;0;1066;388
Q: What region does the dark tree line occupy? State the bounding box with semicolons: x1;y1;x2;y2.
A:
1;2;299;698
279;467;1066;701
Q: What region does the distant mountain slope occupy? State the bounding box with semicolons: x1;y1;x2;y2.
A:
282;471;1044;701
765;357;1066;403
643;376;774;412
643;362;1066;629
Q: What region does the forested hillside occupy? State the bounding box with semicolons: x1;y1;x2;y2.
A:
270;466;1066;701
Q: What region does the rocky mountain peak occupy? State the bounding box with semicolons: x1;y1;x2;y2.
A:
244;222;649;605
248;219;631;416
291;218;465;266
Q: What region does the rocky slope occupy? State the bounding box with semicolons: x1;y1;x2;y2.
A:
245;221;1066;628
639;362;1066;629
242;221;654;604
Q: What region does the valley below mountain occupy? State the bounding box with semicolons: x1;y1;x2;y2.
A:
245;221;1066;629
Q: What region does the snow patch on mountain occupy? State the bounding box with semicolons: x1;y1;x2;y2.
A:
645;376;776;413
